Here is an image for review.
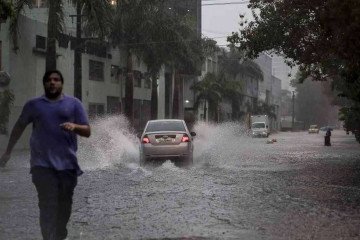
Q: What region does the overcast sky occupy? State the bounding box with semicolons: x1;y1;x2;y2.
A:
201;0;252;47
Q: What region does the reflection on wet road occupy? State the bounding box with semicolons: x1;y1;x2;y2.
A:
1;118;360;239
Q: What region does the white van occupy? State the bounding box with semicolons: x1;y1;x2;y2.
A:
251;115;270;137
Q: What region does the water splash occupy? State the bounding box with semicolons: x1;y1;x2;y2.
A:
193;121;252;167
77;118;259;172
78;115;139;170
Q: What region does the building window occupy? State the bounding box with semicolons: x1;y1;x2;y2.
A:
133;70;142;88
88;103;105;118
36;35;46;49
143;73;151;89
32;0;48;8
89;60;104;81
110;65;121;83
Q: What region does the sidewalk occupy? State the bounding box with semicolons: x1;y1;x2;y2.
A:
0;150;40;240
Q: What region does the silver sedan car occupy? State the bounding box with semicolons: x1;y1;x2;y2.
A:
139;119;196;166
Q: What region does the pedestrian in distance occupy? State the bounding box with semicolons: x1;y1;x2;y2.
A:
0;70;91;240
325;128;331;146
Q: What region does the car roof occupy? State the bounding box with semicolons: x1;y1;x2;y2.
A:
147;119;184;123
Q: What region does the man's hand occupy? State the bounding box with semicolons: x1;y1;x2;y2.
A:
0;153;11;168
60;122;76;132
60;122;91;137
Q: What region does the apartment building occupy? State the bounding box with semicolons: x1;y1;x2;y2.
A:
0;2;156;148
255;53;282;130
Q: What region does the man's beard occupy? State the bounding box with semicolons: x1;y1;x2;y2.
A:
45;89;62;99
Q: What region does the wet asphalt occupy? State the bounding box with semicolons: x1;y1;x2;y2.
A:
1;122;360;240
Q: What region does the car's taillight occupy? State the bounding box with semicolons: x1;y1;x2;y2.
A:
142;135;150;144
181;134;190;142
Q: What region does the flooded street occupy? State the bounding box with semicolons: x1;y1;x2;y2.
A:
1;118;360;239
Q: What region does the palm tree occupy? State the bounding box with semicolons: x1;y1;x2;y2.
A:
168;35;218;119
192;73;222;121
110;0;155;123
135;1;180;120
110;1;217;122
73;0;112;100
217;72;243;120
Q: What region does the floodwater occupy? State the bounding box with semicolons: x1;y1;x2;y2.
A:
1;115;360;239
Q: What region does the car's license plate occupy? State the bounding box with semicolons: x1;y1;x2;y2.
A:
156;138;175;143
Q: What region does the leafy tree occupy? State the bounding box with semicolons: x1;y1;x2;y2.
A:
340;105;360;141
228;0;360;142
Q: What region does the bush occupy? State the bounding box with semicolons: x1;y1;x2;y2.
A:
0;90;14;134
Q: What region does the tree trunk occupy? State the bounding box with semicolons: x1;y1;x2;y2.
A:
203;100;207;121
45;2;58;71
150;73;158;120
124;52;134;124
214;103;219;122
231;100;239;120
74;1;82;100
172;70;181;119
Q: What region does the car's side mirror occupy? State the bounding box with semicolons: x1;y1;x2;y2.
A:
266;125;268;128
190;132;196;137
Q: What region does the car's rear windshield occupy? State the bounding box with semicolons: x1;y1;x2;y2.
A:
252;123;265;128
145;121;186;132
310;125;318;128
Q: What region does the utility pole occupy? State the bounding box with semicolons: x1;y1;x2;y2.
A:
70;1;83;101
74;1;82;100
292;91;295;131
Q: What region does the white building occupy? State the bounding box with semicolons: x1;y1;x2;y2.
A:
0;3;159;149
255;53;282;130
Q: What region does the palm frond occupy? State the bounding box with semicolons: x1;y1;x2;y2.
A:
80;0;113;40
9;0;32;50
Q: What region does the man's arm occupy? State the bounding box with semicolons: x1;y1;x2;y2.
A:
0;120;27;167
60;122;91;138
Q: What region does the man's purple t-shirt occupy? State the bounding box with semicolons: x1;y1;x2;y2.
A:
19;95;89;176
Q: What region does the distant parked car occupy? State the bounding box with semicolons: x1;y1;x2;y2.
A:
139;119;196;167
308;125;319;134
